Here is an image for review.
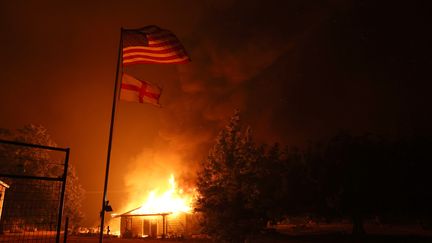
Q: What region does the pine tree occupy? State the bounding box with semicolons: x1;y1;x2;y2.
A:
196;111;266;243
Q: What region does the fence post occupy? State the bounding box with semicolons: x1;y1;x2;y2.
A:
64;217;69;243
56;148;70;243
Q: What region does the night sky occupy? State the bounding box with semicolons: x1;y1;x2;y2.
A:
1;0;431;226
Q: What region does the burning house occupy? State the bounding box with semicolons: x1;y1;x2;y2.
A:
115;208;199;238
113;175;201;239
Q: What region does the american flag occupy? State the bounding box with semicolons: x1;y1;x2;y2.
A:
120;73;162;106
122;25;191;65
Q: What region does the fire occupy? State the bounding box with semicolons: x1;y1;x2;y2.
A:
108;174;194;236
131;174;193;215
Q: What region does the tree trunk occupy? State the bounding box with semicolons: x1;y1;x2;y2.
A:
352;213;365;235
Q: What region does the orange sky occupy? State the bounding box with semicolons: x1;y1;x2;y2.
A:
1;1;431;226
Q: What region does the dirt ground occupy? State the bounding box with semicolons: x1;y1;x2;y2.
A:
65;237;210;243
64;223;432;243
27;224;432;243
64;235;432;243
7;223;428;242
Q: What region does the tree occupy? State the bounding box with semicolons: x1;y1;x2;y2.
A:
304;132;432;235
252;144;316;224
195;111;319;242
196;111;266;242
63;165;85;231
305;133;383;235
0;124;85;230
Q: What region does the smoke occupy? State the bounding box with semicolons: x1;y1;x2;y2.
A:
120;1;346;191
118;0;432;212
114;1;327;213
155;1;340;164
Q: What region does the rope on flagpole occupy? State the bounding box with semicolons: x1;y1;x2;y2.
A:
99;28;123;243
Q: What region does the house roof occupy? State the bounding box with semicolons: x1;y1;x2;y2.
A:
112;206;172;218
0;180;9;188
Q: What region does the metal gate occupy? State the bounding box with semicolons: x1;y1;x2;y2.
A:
0;140;69;243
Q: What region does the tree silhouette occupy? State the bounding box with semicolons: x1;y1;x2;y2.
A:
196;111;268;242
306;133;382;234
0;124;84;230
196;111;321;241
196;113;432;239
305;133;432;234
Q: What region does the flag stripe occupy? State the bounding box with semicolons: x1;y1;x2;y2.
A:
123;52;190;63
123;45;183;55
124;40;182;50
123;59;190;65
122;25;190;65
124;40;183;50
123;57;190;65
123;52;187;59
147;40;184;48
124;50;187;59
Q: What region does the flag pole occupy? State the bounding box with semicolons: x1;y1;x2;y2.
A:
99;28;123;243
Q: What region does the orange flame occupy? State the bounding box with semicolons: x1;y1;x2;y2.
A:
108;173;194;236
131;174;193;215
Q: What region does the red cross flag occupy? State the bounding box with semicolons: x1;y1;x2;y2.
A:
120;73;162;106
